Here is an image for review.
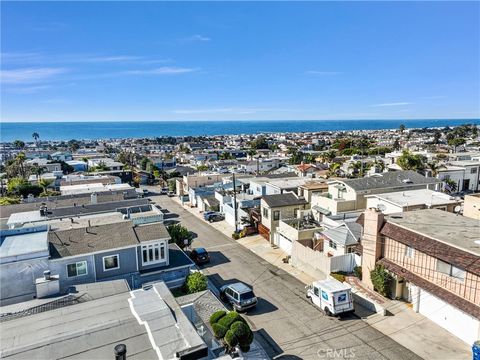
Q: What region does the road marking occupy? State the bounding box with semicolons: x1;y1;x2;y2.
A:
205;243;237;250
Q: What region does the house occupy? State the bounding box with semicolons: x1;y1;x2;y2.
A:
59;182;132;196
182;173;230;195
297;179;329;202
437;160;480;193
311;170;442;216
275;214;323;254
365;189;461;214
260;192;309;244
149;156;177;170
264;177;311;195
320;222;362;257
50;151;73;162
295;162;319;177
66;160;88;172
463;193;480;220
0;280;209;359
361;208;480;345
0;220;194;305
87;158;124;171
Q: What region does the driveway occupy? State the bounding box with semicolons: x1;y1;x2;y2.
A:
150;191;422;360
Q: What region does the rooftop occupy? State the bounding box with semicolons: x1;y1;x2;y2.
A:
340;170;441;191
49;221;170;258
366;189;459;207
386;209;480;256
262;192;308;208
0;227;49;263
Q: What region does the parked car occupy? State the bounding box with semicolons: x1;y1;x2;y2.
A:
306;279;354;316
202;211;217;220
160;187;168;195
167;191;175;197
219;282;258;311
189;247;210;265
205;212;224;222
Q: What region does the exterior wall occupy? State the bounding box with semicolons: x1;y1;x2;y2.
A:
50;254;96;293
0;257;50;305
249;181;267;196
437;169;466;192
322;238;347;257
94;248;138;280
383;237;480;306
183;174;229;189
260;201;309;243
277;220;320;242
361;209;384;290
464;194;480;220
133;266;192;289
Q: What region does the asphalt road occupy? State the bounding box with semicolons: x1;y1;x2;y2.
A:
149;190;422;360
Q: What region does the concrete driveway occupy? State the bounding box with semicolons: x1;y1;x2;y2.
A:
149;190;423;360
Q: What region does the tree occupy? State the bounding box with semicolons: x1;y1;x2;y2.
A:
167;224;193;249
32;132;40;145
209;311;254;353
433;130;442;144
448;138;466;153
0;197;21;205
320;150;337;164
7;178;43;198
399;124;406;133
196;164;209;171
184;272;207;294
13;140;25;150
327;162;342;177
396;150;426;171
425;162;445;177
38;178;54;194
392;138;401;151
249;136;269;150
444;178;458;194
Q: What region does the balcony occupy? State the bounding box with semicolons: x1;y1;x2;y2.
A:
278;216;323;241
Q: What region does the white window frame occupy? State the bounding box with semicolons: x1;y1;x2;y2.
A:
436;259;465;281
66;261;88;278
405;246;415;259
141;241;166;266
102;254;120;271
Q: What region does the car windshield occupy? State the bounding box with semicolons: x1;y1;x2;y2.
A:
196;248;206;254
240;291;255;300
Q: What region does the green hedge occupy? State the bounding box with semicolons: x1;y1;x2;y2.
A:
184;272;208;294
209;310;226;326
370;264;393;298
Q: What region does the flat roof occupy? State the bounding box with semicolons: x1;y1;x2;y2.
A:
366;189;459;207
0;230;49;259
0;281;206;360
386;209;480;256
313;279;351;292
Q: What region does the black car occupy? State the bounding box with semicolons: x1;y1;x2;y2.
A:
207;213;225;223
189;247;210;265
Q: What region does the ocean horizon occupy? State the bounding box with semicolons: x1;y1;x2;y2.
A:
1;119;479;142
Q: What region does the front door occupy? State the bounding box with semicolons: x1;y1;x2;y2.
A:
463;179;470;191
311;286;321;307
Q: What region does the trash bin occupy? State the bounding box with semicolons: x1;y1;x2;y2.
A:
472;340;480;360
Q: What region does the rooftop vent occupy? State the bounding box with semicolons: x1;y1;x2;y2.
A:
401;179;413;184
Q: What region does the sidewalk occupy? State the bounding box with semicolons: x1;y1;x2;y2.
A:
174;199;471;360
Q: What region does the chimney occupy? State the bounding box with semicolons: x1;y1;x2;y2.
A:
361;208;384;290
91;192;98;204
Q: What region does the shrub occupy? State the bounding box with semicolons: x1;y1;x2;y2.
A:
209;310;226;326
184;272;208;294
330;272;346;283
167;224;193;248
232;232;240;240
209;310;254;353
0;197;21;205
212;323;228;339
353;266;362;280
370;264;393;298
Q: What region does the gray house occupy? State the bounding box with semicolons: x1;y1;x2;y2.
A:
0;221;194;305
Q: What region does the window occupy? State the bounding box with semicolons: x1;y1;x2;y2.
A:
314;287;319;297
103;255;120;271
141;242;166;265
262;207;269;219
273;210;280;221
67;261;87;277
294;208;299;218
443;175;450;181
436;259;465;281
471;167;478;174
405;246;415;259
329;240;337;250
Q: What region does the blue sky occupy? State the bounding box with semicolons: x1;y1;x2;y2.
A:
1;1;479;122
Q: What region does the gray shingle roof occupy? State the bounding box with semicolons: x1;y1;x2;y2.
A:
341;170;441;191
48;221;170;258
262;193;308;208
322;222;362;246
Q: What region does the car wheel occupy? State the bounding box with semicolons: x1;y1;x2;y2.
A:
219;292;227;301
209;218;214;223
324;307;332;316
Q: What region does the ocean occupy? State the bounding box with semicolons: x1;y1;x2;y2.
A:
1;119;478;142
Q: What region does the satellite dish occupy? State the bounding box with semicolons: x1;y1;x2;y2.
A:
377;204;387;212
454;205;462;214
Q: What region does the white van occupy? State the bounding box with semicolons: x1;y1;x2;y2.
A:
306;279;354;316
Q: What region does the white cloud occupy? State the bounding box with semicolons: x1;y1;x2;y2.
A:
184;34;211;42
119;67;199;76
3;85;52;94
370;102;412;107
0;67;68;84
306;70;342;76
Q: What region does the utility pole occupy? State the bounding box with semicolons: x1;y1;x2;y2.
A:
233;172;238;233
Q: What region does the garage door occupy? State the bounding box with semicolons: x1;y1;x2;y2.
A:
276;233;293;254
418;288;479;345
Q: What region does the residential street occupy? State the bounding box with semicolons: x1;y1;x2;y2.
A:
150;191;422;360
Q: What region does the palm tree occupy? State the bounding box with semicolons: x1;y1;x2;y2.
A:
327;162;342;177
426;161;445;177
13;140;25;150
38;178;54;194
373;159;386;172
321;150;337;164
444;178;457;194
32;132;40;145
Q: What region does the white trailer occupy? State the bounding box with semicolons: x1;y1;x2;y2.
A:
306;279;354;316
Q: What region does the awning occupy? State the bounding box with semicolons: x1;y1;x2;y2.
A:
312;205;331;215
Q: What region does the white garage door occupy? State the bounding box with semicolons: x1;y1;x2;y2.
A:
277;233;293;254
418;288;479;345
